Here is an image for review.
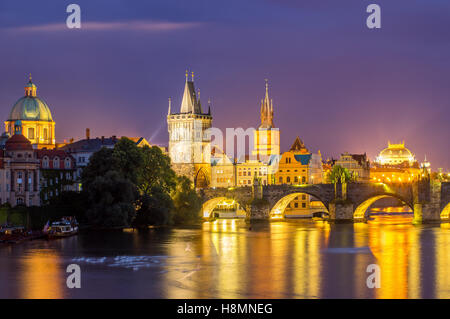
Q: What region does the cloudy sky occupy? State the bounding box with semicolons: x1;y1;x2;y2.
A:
0;0;449;169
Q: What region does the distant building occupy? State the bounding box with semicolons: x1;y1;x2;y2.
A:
376;141;415;166
4;76;56;149
167;72;212;188
236;157;269;187
252;80;280;162
0;121;40;207
36;149;77;203
60;131;151;179
335;152;370;181
274;137;324;217
371;141;421;183
210;147;235;188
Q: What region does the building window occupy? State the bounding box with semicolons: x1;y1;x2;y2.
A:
302;203;306;208
43;128;48;140
294;176;298;183
28;127;35;139
286;177;291;183
43;156;49;168
53;157;60;169
65;158;71;169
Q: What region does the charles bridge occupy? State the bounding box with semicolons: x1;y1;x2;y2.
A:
199;180;450;223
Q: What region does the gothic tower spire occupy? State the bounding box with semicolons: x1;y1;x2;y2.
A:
259;79;274;129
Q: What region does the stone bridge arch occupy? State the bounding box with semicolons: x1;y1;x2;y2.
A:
201;197;249;218
262;184;334;219
199;187;253;218
352;192;414;220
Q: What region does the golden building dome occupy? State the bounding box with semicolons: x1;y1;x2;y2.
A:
4;76;56;149
376;141;415;165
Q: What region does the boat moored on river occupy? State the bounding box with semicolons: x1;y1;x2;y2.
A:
45;217;79;239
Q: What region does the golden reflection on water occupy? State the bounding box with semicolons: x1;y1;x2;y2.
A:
21;249;64;299
13;212;450;299
367;215;417;298
436;224;450;298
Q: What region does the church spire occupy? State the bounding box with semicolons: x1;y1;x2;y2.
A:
168;97;171;115
259;79;274;129
180;70;203;114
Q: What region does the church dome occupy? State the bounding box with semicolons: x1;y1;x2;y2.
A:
8;77;53;122
376;142;415;165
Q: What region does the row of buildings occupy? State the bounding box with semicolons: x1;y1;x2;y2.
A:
0;76;150;208
166;72;433;217
0;74;433;218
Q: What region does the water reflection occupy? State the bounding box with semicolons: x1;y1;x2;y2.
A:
1;211;450;298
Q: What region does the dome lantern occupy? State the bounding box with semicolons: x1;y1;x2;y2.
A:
24;74;37;97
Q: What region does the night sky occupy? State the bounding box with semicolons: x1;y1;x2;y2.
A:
0;0;449;169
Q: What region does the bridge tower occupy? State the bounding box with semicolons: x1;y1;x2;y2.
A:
167;71;212;188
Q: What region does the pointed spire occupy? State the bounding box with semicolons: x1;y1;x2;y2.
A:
180;70;202;114
259;79;274;129
168;97;172;115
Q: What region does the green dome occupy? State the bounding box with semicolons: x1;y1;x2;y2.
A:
9;95;53;122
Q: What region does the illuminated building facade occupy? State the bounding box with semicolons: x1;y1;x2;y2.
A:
4;76;55;149
0;121;40;206
167;72;212;188
210;147;235;188
36;149;77;203
236;158;269;186
371;141;421;183
335;152;370;181
252;80;280;162
274;137;324;216
376;141;415;165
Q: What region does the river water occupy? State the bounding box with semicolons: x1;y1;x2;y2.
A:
1;211;450;299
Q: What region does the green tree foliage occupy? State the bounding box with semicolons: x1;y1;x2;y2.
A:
171;176;202;225
138;146;176;195
328;165;352;184
80;138;200;228
86;170;137;227
81;147;115;188
112;138;144;184
134;189;173;227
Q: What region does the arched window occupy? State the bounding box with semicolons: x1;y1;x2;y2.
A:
64;157;71;169
286;176;291;183
279;177;283;183
43;156;49;168
53;157;60;169
43;128;48;140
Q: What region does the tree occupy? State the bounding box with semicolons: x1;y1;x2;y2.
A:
133;188;173;227
81;147;115;188
171;176;202;225
138;146;176;196
112;137;144;184
86;171;137;228
328;165;352;199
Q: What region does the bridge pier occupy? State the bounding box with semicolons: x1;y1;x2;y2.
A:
328;201;354;223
